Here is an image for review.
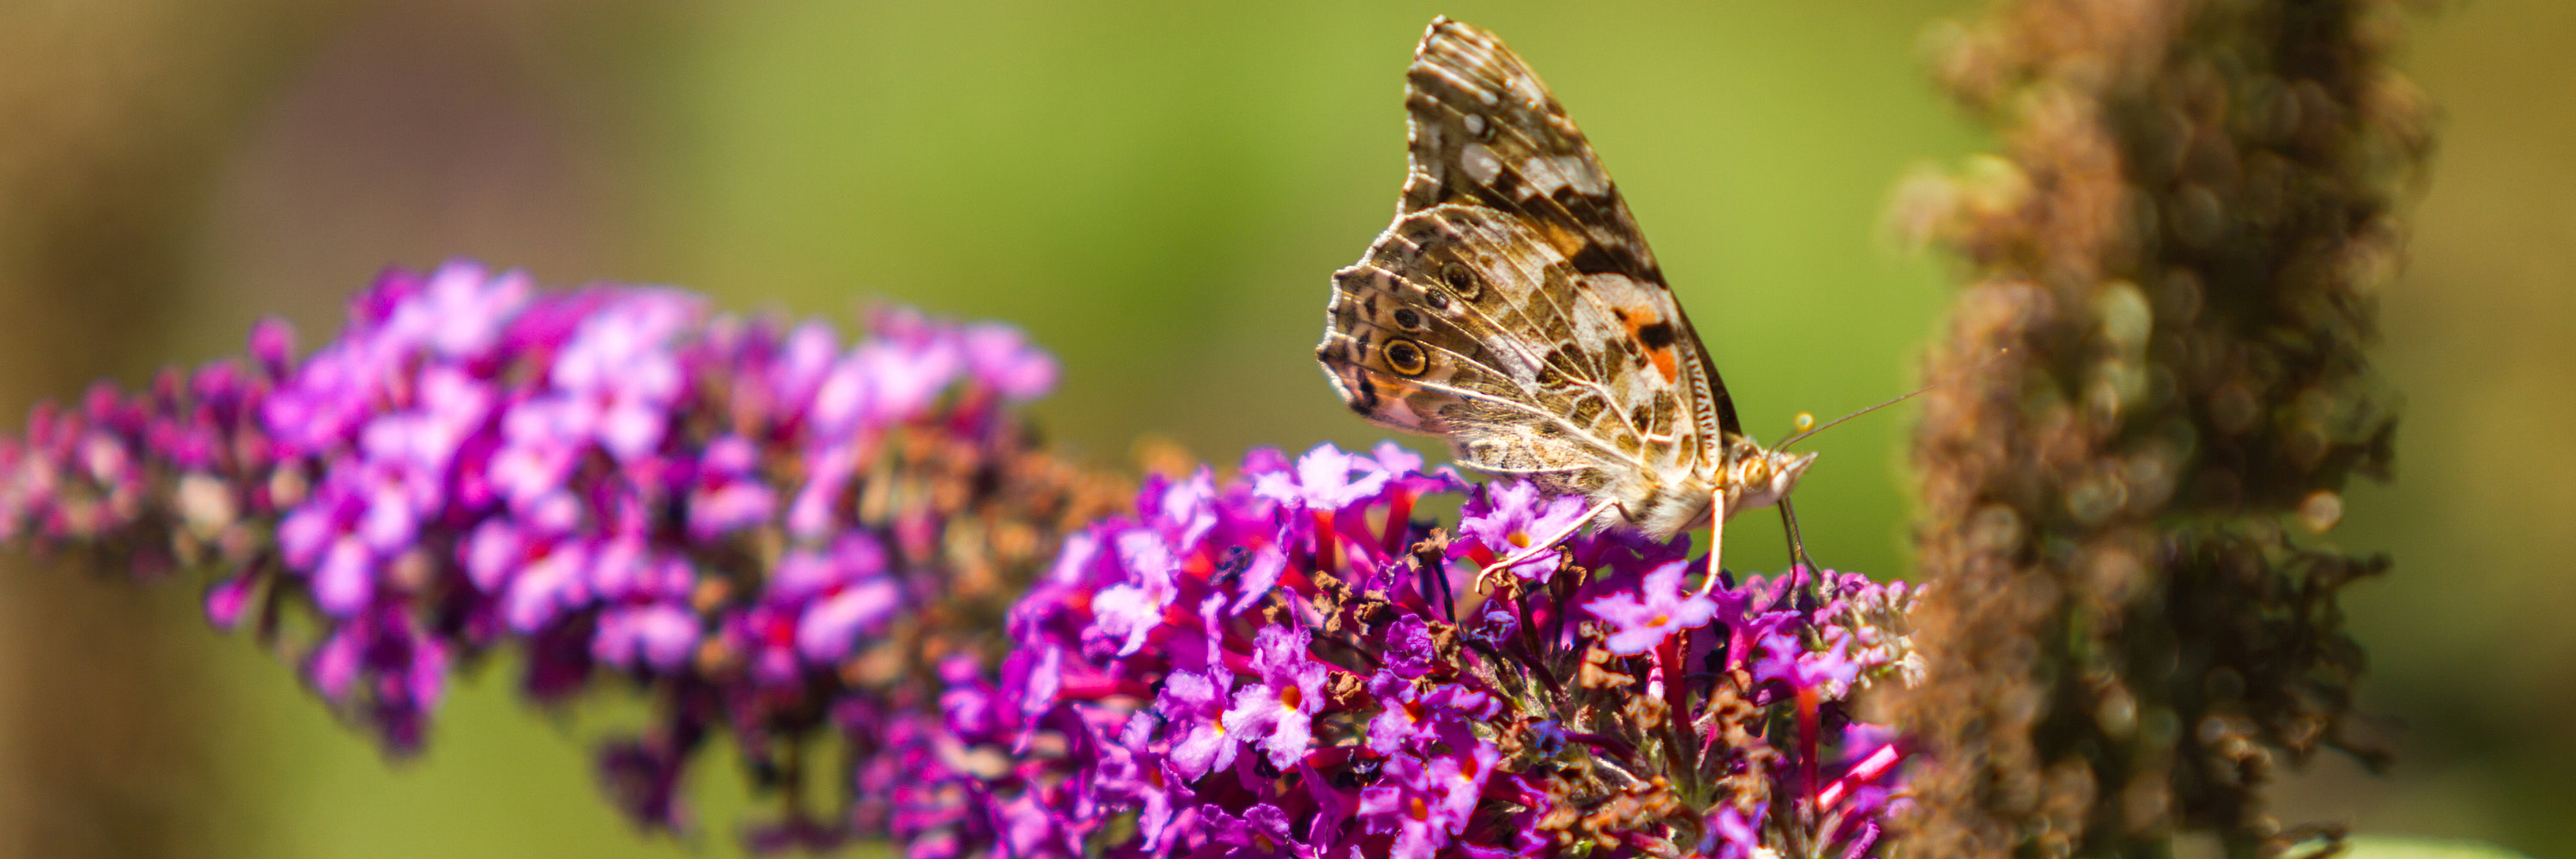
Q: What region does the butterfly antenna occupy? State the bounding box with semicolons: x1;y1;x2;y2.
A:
1775;383;1929;451
1777;347;2014;452
1766;385;1924;583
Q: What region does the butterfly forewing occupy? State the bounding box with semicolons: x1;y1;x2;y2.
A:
1398;20;1745;445
1318;17;1745;538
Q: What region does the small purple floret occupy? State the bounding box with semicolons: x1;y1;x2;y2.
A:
1583;559;1720;655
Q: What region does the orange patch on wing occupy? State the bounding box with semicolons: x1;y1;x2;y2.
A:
1619;309;1680;383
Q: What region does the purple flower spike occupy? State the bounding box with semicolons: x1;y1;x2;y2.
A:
0;261;1131;855
983;441;1915;859
1583;559;1718;655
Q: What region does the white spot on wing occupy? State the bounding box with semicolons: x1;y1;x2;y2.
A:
1510;76;1549;109
1554;155;1609;196
1520;155;1569;197
1461;143;1504;186
1462;114;1485;137
1414;64;1495;107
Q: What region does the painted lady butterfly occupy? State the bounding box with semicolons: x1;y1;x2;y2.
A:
1317;17;1815;575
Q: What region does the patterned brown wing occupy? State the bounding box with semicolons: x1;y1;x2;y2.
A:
1319;16;1822;542
1319;204;1698;509
1398;17;1741;441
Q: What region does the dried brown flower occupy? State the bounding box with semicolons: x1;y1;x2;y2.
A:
1887;0;2431;856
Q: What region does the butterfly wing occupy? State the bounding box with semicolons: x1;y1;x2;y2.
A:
1396;16;1741;442
1322;204;1674;498
1316;17;1738;537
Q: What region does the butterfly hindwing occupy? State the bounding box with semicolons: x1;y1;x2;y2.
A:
1324;204;1711;503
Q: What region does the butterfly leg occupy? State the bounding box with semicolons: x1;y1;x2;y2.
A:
1698;490;1729;597
1474;497;1621;593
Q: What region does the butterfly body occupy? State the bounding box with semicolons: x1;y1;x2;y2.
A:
1317;17;1813;544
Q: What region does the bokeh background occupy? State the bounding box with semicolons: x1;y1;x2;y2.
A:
0;1;2565;856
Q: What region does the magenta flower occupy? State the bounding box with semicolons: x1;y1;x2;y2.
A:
1583;558;1721;655
592;602;697;670
1364;672;1494;756
1210;803;1310;859
1707;801;1766;859
1382;612;1435;679
1358;744;1497;859
1255;442;1390;510
1455;478;1595;582
1092;529;1182;656
683;434;775;539
1224;624;1330;769
543;289;697;462
960;323;1059;399
1754;627;1864;698
1157;667;1240;780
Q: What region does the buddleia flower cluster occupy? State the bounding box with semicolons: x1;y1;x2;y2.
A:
0;262;1127;847
957;442;1921;859
0;261;1920;858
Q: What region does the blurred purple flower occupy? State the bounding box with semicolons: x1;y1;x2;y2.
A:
0;260;1121;852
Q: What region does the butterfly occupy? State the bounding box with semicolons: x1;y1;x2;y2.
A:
1315;16;1815;577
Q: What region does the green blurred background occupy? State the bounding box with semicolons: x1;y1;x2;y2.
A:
0;1;2564;856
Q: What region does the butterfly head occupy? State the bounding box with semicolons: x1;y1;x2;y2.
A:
1722;440;1817;521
